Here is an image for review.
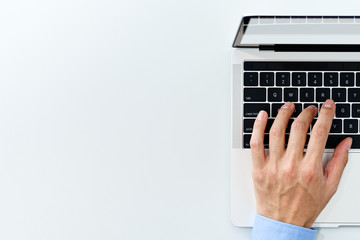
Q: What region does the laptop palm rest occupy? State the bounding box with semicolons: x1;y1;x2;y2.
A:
315;152;360;226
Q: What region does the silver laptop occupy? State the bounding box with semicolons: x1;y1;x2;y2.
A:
231;15;360;227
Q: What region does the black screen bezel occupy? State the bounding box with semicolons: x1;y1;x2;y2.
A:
232;15;360;51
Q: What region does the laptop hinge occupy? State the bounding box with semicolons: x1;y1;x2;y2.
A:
260;44;360;52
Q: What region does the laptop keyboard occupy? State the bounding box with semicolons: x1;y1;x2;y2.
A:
243;61;360;149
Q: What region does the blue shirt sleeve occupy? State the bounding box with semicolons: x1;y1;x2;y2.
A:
251;214;317;240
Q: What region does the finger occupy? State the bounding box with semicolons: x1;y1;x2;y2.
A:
306;99;335;164
287;105;317;157
269;102;294;158
250;110;268;168
324;137;352;196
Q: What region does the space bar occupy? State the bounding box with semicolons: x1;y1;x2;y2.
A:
326;135;360;149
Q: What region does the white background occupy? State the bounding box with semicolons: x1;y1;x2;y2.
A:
0;0;359;239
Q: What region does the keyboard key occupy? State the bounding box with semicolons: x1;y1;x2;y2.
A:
244;103;270;117
316;88;330;102
311;118;317;130
336;104;350;117
265;118;274;133
340;72;354;86
308;72;322;86
276;72;290;86
324;72;338;86
292;103;302;117
300;88;314;102
262;134;270;148
268;88;282;102
243;134;251;148
303;134;310;148
286;119;294;133
261;135;270;148
356;73;360;86
284;88;298;102
271;103;283;117
332;88;346;102
260;72;274;86
325;135;360;148
292;72;306;86
344;119;358;133
244;72;258;86
243;134;269;148
244;119;255;133
352;104;360;117
330;119;342;133
348;88;360;102
244;88;266;102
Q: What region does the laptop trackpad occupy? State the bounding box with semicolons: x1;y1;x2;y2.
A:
316;152;360;225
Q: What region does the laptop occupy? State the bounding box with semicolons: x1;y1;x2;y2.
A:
231;15;360;227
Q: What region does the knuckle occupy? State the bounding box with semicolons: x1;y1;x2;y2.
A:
301;166;317;183
250;138;261;149
270;125;283;137
283;165;296;179
279;106;292;114
291;119;307;131
267;165;277;178
312;125;328;137
252;169;265;183
281;154;297;179
277;108;291;118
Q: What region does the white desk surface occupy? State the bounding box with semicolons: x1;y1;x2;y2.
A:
0;0;359;239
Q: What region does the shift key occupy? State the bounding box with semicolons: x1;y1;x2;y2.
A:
244;103;270;117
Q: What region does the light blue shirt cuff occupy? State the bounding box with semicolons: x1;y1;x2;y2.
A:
251;214;317;240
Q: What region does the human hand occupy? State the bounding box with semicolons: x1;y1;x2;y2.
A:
250;100;353;228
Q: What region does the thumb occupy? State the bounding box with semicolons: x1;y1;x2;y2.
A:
324;137;353;195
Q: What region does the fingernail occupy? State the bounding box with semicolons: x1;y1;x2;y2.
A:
323;99;334;108
306;105;318;116
347;138;353;151
281;102;292;109
257;110;265;120
306;105;317;110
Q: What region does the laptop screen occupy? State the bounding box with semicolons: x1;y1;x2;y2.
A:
234;16;360;47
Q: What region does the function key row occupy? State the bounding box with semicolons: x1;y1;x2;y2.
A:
244;72;360;87
244;87;360;102
244;103;360;118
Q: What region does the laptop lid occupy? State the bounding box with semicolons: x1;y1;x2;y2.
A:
233;16;360;52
